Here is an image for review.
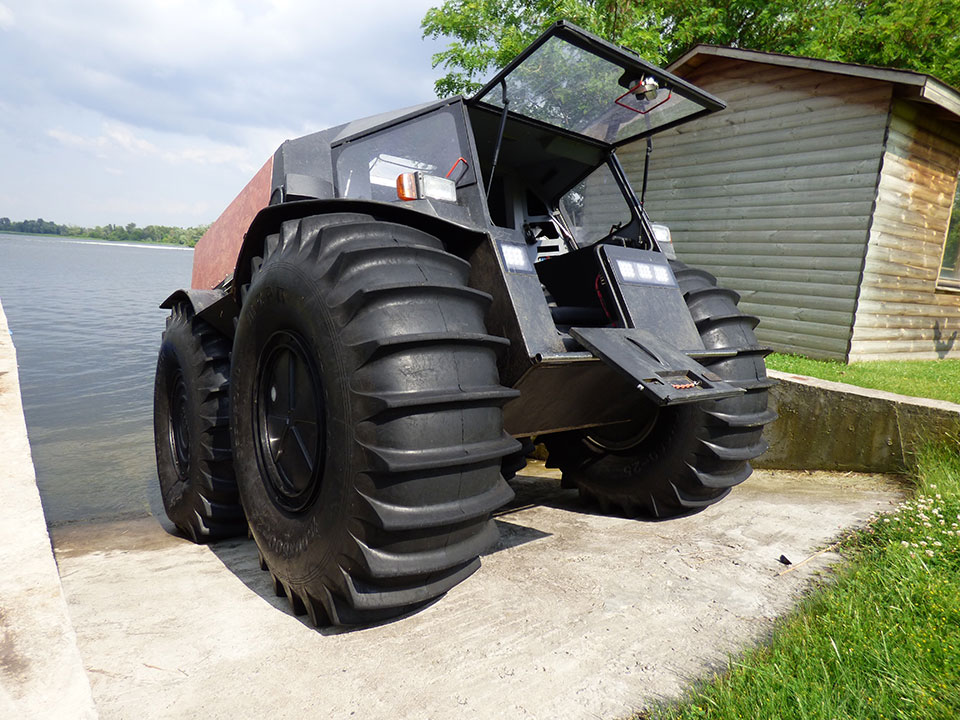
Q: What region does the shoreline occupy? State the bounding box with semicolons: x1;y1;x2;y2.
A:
0;231;193;250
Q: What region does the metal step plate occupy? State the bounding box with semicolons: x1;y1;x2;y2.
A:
569;326;745;406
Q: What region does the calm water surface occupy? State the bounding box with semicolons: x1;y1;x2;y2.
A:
0;233;193;526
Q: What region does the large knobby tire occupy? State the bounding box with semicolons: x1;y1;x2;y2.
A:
231;213;519;626
543;260;775;518
501;438;535;481
153;303;245;541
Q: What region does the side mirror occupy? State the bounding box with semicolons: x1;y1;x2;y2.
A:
634;77;660;101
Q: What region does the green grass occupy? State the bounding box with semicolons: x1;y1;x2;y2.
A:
766;354;960;405
644;444;960;720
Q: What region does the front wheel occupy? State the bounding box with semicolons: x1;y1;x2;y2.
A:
544;261;775;518
231;213;518;626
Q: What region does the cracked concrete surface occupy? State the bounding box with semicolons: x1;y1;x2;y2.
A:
51;466;903;720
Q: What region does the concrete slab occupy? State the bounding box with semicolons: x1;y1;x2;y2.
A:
0;299;98;719
51;466;903;720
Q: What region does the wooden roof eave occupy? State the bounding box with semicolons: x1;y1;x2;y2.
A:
668;45;960;124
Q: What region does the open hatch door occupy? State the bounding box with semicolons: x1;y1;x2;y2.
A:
470;20;726;147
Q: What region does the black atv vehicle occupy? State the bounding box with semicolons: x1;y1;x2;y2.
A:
153;21;774;626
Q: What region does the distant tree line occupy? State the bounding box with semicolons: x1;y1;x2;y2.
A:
0;217;208;247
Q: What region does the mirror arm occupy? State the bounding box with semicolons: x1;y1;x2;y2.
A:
640;136;652;207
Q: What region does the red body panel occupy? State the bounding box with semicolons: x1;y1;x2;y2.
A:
191;157;274;289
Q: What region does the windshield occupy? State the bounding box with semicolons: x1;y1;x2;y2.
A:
474;31;717;145
559;163;632;246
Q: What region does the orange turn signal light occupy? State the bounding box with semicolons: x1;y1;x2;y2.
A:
397;173;418;201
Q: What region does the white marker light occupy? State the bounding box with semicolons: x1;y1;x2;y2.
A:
502;244;532;272
650;223;676;260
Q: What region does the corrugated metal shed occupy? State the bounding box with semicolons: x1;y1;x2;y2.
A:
620;46;960;362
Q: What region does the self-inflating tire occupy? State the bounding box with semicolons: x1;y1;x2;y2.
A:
544;260;775;518
501;438;534;481
230;213;518;626
153;303;245;541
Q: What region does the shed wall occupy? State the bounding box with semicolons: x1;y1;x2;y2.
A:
620;57;892;359
848;100;960;361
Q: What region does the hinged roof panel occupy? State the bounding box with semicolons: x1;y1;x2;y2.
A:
470;21;726;147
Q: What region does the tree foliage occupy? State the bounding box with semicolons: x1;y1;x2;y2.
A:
0;217;208;247
422;0;960;96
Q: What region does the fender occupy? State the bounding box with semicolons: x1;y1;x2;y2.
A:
231;198;491;302
159;288;239;339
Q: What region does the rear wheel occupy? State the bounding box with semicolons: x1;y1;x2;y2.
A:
153;304;245;541
501;438;534;481
543;261;775;518
231;213;518;626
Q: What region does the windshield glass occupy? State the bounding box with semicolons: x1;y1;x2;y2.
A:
475;35;710;145
559;163;632;246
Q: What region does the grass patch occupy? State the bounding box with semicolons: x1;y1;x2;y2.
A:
643;444;960;720
766;354;960;405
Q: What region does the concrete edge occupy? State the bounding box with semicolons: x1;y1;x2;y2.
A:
0;299;98;718
768;369;960;413
757;369;960;474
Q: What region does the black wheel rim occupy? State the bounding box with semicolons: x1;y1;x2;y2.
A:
169;369;191;481
254;330;325;513
584;409;660;454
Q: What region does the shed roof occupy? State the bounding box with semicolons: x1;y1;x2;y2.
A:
668;45;960;124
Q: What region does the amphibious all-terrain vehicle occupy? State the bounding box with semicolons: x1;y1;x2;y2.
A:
153;21;773;626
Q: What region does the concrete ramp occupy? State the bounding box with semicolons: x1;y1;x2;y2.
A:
0;300;97;719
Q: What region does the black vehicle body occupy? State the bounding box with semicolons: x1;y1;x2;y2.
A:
155;21;773;625
182;21;744;436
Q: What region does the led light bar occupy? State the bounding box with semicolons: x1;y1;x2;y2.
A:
615;258;675;286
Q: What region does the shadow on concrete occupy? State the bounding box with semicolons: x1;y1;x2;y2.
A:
490;519;551;552
501;471;686;522
202;481;561;634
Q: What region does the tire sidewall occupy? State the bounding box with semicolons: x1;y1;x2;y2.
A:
231;259;352;584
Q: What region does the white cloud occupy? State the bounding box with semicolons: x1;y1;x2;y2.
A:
47;120;277;175
46;128;90;149
0;0;449;226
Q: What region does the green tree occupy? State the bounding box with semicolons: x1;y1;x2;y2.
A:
422;0;960;96
0;216;208;247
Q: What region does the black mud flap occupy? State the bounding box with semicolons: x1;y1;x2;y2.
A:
569;327;744;406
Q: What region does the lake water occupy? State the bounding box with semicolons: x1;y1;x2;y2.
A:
0;233;194;526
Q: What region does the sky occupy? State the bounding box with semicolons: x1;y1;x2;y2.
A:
0;0;449;227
